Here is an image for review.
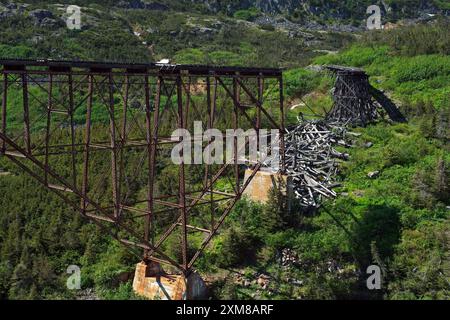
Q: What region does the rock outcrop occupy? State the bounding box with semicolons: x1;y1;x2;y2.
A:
116;0;169;11
28;9;62;27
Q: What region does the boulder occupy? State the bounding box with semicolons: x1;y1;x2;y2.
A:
30;35;44;44
40;17;61;28
198;27;215;34
146;2;169;10
6;3;18;10
256;274;271;288
117;0;145;9
116;0;169;11
28;9;60;27
0;11;15;21
0;2;26;21
29;9;54;21
367;171;380;179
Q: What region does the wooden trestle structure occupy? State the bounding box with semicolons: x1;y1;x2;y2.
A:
325;65;406;125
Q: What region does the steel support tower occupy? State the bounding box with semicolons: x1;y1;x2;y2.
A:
0;58;285;277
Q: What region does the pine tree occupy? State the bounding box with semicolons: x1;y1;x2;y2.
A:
261;186;286;233
435;107;449;141
434;156;449;203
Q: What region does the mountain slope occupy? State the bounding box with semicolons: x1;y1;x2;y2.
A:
1;1;448;65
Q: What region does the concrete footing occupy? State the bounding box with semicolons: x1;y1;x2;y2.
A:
132;262;208;300
243;168;293;206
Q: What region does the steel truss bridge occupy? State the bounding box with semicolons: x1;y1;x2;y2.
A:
0;58;285;277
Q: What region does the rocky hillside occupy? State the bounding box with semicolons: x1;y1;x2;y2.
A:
0;1;448;66
0;1;352;66
192;0;448;19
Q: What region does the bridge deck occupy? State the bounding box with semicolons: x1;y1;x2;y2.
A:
0;58;282;77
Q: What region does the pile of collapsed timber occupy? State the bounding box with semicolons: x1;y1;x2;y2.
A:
284;118;350;207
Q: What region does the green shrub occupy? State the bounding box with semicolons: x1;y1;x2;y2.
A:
209;50;242;66
314;45;390;67
434;0;450;9
99;282;145;300
388;221;449;300
362;19;450;56
284;68;323;98
0;44;36;58
392;55;450;83
383;138;427;167
173;48;207;64
216;226;259;267
233;8;260;21
260;24;275;31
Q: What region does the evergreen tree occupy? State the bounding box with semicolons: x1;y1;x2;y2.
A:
434;156;449;203
261;186;287;233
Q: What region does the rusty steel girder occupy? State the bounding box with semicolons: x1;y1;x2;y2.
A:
0;58;285;276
